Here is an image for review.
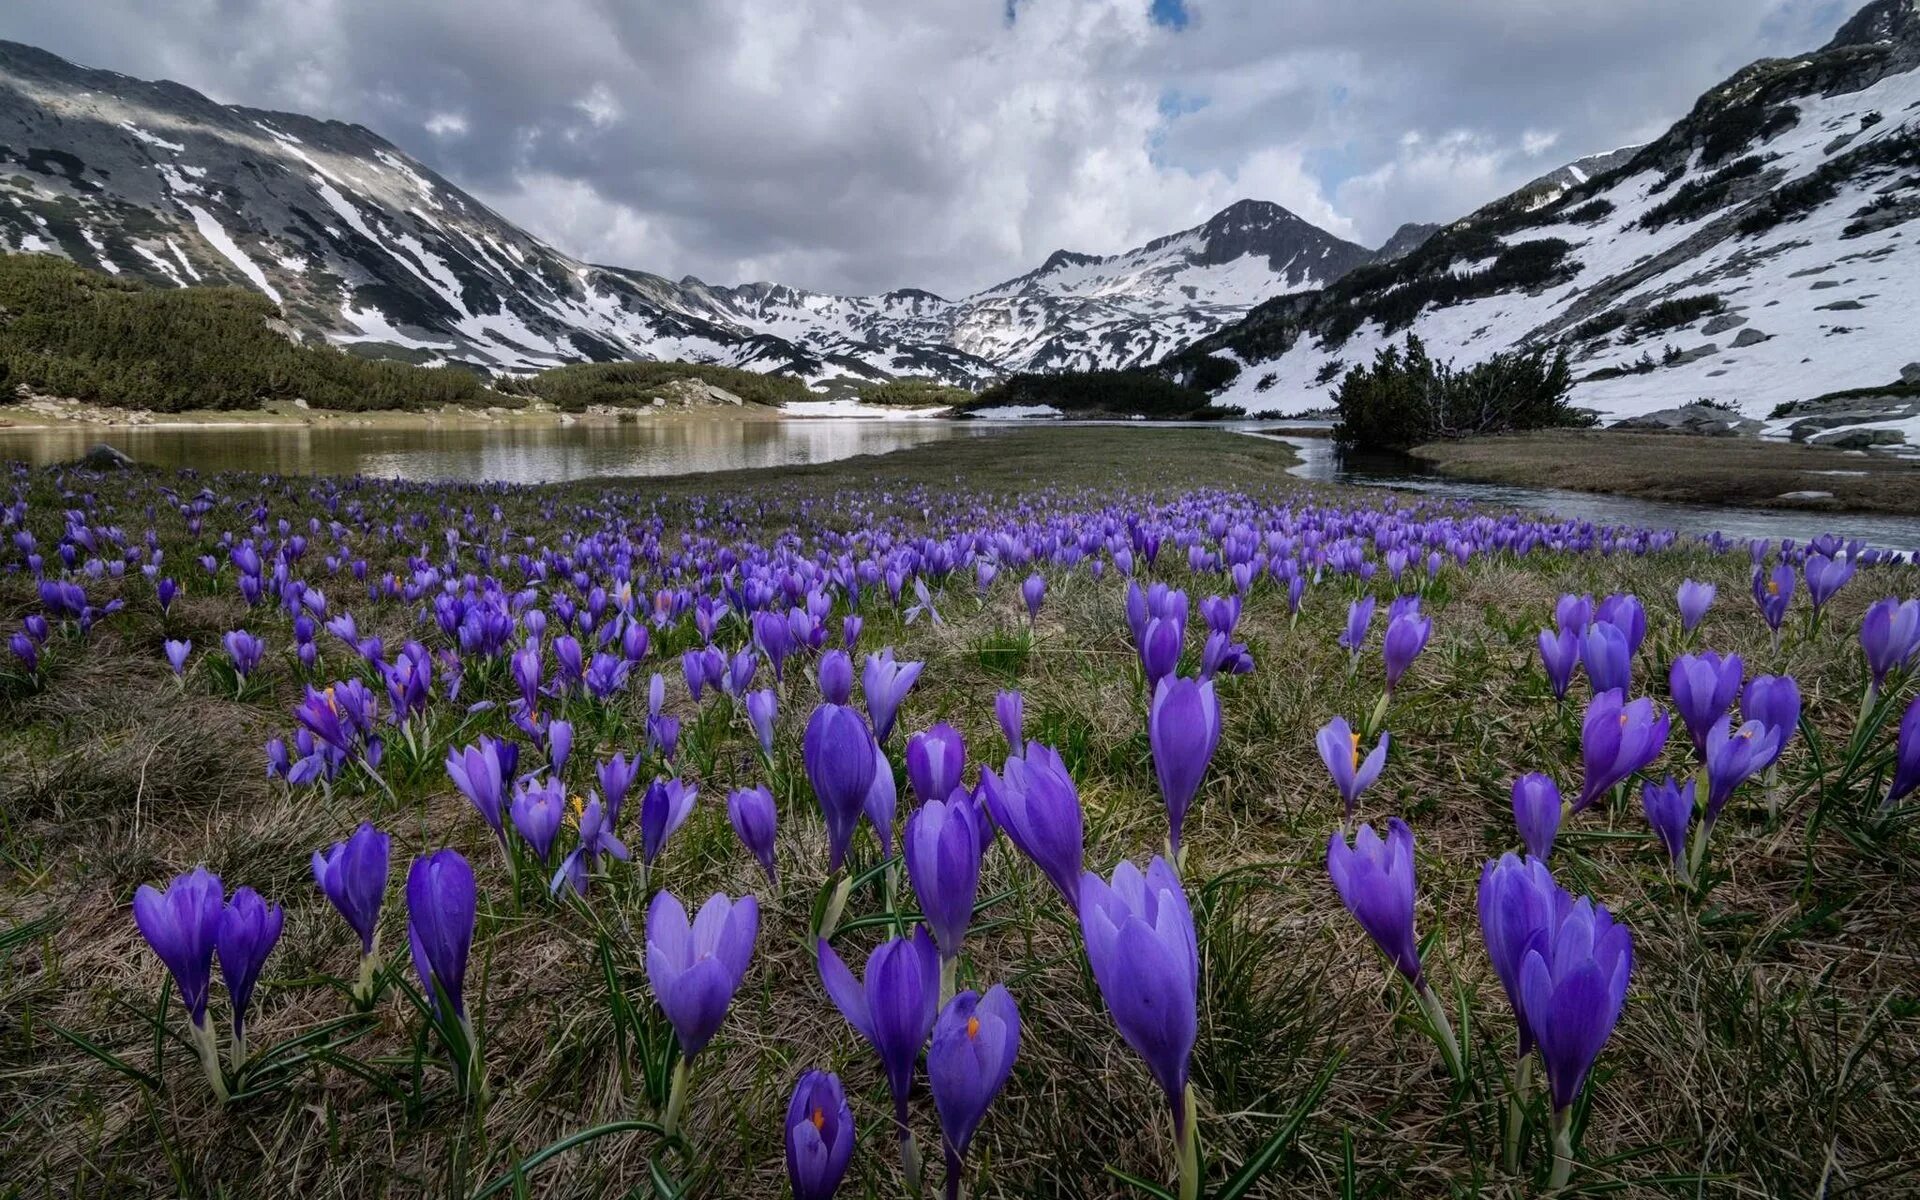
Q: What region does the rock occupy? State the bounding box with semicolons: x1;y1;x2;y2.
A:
1810;279;1843;290
1778;390;1920;440
1775;490;1836;501
1810;427;1907;449
1902;362;1920;385
1610;402;1763;437
1667;343;1720;366
1816;299;1866;310
1731;328;1771;347
75;443;135;470
1702;313;1748;335
291;397;310;410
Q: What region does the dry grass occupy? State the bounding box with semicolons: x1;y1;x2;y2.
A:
1412;429;1920;514
2;426;1918;1198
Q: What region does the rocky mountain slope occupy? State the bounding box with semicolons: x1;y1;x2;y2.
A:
1168;0;1920;436
0;40;1372;387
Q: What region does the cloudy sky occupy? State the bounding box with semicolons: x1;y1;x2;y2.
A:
1;0;1870;296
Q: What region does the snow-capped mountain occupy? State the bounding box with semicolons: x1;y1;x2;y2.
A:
1170;0;1920;428
0;39;1370;386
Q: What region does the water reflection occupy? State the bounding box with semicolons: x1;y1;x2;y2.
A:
0;417;986;483
1276;435;1920;550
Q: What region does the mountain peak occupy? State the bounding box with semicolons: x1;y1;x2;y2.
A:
1201;198;1295;230
1825;0;1920;50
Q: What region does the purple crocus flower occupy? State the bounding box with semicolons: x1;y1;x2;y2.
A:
510;774;568;865
1021;574;1047;624
1668;650;1744;755
979;743;1084;903
1315;716;1388;820
1676;580;1716;633
1149;676;1221;858
818;649;853;705
862;742;898;858
747;688;779;758
646;890;759;1058
862;649;923;743
1884;696;1920;811
727;785;779;883
929;986;1021;1189
596;751;643;825
906;723;968;809
551;796;630;895
1520;894;1632;1113
133;866;225;1027
1477;853;1558;1055
1804;554;1854;615
164;638;191;678
1078;856;1197;1119
406;849;476;1019
1702;716;1780;824
1860;598;1920;695
804;703;879;871
1574;689;1670;812
216;886;284;1057
842;615;863;650
1538;626;1581;701
1641;776;1694;870
1339;594;1376;659
446;739;511;845
1596;594;1646;654
786;1070;855;1200
1555;594;1594;636
223;629;265;680
312;821;390;954
995;690;1024;749
1382;607;1432;692
1327;818;1423;986
640;777;698;866
1138;616;1183;689
1511;773;1562;861
1741;674;1800;769
818;927;940;1163
904;796;983;964
8;632;35;673
546;718;574;775
1581;622;1631;695
1752;562;1794;633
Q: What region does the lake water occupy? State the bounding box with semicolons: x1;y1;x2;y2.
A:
1275;434;1920;551
0;417;984;483
5;417;1918;550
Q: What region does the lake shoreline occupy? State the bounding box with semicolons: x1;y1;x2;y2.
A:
1408;429;1920;516
0;396;788;432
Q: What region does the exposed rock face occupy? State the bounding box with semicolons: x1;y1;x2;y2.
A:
1610;402;1763;437
1773;389;1920;441
76;443;135;469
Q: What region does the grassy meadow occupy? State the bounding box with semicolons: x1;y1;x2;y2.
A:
2;427;1917;1198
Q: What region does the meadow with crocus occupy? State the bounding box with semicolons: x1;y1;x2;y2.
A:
3;428;1919;1197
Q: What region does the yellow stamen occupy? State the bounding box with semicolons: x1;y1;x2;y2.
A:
966;1015;981;1040
811;1106;825;1131
1767;580;1780;596
1350;731;1362;770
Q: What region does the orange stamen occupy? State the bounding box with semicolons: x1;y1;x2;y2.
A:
966;1016;981;1040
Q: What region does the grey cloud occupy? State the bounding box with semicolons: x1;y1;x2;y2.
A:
0;0;1873;295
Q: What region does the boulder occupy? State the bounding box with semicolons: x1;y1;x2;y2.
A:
1775;490;1836;501
1901;362;1920;385
75;443;136;470
1610;402;1762;437
1809;427;1907;449
1702;313;1748;336
1731;328;1771;347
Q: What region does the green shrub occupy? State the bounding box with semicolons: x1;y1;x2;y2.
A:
1627;294;1725;338
1639;155;1768;230
1331;335;1585;450
850;379;975;407
961;370;1213;419
0;251;502;412
499;359;807;411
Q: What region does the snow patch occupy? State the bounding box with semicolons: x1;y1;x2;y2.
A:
180;205;281;304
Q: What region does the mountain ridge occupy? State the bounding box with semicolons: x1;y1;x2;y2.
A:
0;38;1375;387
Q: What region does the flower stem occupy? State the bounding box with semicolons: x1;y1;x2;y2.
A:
1415;983;1465;1083
939;955;958;1008
1504;1054;1532;1172
943;1139;964;1200
900;1127;925;1196
190;1016;229;1103
1173;1084;1200;1200
816;873;852;942
662;1058;690;1140
1547;1107;1575;1191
